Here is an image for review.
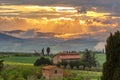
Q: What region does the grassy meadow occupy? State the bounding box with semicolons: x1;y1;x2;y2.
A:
0;53;106;80
95;54;106;67
72;70;102;80
1;53;106;65
2;56;39;65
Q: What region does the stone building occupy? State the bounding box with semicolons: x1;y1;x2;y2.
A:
52;52;80;64
42;65;63;80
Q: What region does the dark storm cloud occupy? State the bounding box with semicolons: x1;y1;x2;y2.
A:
0;0;119;6
1;0;120;14
0;0;57;5
36;32;55;38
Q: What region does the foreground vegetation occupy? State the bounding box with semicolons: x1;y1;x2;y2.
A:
0;65;42;80
0;64;102;80
71;70;102;80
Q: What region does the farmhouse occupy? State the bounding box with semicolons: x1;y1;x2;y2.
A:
52;51;80;64
42;65;63;80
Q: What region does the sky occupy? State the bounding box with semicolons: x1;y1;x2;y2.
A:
0;0;120;51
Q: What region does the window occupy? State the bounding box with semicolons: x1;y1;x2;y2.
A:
54;70;57;74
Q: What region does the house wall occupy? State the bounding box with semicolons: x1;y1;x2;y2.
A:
42;67;63;80
42;69;50;79
53;55;62;64
53;55;80;64
62;59;80;62
52;56;58;64
49;68;63;79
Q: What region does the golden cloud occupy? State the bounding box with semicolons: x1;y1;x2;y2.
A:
0;15;119;39
0;5;77;15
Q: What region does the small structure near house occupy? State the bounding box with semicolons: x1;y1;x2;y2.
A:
42;65;63;80
52;51;80;64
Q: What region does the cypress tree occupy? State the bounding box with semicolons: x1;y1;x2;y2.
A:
46;47;50;56
102;31;120;80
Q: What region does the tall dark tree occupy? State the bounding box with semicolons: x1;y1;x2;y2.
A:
46;47;50;56
82;49;97;69
102;31;120;80
0;60;4;71
42;48;44;56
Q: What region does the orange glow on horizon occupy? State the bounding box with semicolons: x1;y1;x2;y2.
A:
0;5;118;40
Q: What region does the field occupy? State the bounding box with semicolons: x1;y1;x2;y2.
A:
1;54;106;65
72;70;102;80
0;53;105;80
2;56;39;65
95;54;106;66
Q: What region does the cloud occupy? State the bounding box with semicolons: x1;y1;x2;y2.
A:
3;30;25;34
35;32;56;38
0;16;40;30
20;29;35;38
94;42;105;51
0;15;120;40
0;0;120;17
0;0;120;52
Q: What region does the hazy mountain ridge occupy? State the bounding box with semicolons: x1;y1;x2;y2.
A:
0;32;23;41
0;32;99;53
3;30;25;34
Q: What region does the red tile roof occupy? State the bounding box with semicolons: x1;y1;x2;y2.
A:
55;52;80;60
59;55;80;60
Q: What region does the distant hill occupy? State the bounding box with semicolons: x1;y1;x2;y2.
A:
64;38;99;44
0;32;99;53
0;32;23;42
3;30;25;34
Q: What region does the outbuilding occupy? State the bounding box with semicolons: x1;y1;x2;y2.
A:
52;52;80;64
42;65;63;80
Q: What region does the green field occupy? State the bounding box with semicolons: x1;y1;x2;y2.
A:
0;77;3;80
72;70;102;80
1;56;39;65
96;54;106;66
1;54;106;66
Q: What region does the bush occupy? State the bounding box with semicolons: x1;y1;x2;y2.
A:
0;60;4;71
34;57;52;66
1;65;42;80
57;60;81;69
79;66;83;70
63;70;73;77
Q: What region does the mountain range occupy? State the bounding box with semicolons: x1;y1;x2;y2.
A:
0;31;100;53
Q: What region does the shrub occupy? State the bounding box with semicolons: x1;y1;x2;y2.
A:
1;65;42;80
34;57;52;66
0;60;4;71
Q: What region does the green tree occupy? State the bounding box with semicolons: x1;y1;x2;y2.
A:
34;57;52;66
102;31;120;80
46;47;50;56
82;49;97;70
1;65;42;80
0;60;4;71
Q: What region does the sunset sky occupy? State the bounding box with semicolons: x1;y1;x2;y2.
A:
0;0;120;51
